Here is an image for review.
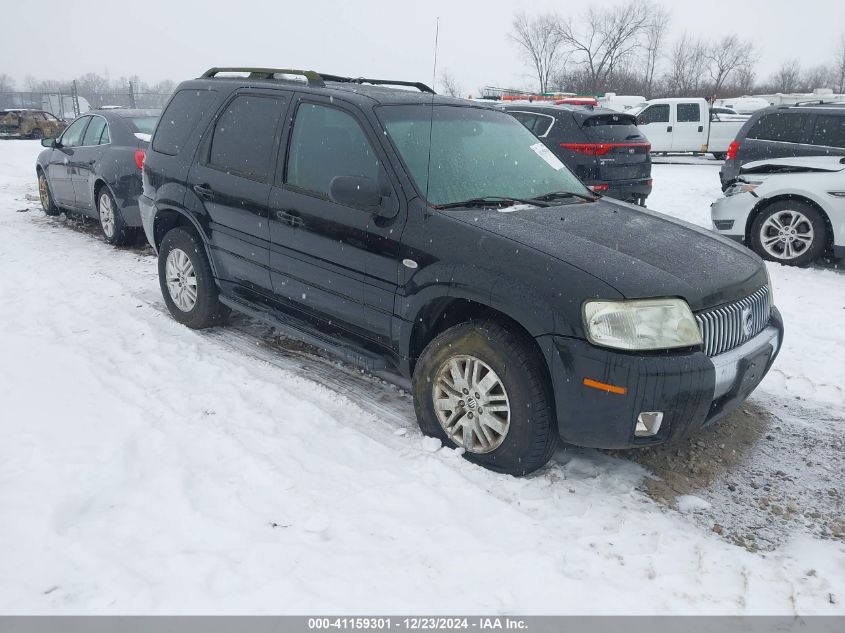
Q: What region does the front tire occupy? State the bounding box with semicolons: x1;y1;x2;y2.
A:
38;171;60;216
158;227;230;329
97;188;135;246
750;200;826;266
412;320;558;476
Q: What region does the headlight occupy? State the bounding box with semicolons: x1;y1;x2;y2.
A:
583;298;702;351
724;180;761;197
765;266;775;307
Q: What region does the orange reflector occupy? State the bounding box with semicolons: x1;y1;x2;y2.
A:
582;378;627;395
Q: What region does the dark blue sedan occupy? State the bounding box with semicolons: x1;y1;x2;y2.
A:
36;108;160;245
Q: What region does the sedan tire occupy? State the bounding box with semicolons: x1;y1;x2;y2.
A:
38;171;60;216
158;227;230;329
412;319;558;476
98;188;135;246
750;200;827;266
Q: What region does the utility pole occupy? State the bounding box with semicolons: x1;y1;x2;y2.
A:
128;80;137;108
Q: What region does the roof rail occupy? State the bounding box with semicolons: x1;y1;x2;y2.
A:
789;99;845;107
319;74;436;94
201;67;325;87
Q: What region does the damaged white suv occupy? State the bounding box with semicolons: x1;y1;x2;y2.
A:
711;156;845;266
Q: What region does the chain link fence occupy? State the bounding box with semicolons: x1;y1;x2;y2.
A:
0;82;172;120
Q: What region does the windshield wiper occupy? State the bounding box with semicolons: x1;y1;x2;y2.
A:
434;196;550;210
530;190;598;203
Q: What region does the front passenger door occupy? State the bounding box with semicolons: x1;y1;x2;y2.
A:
636;104;671;152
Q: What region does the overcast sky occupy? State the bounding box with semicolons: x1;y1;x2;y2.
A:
1;0;841;93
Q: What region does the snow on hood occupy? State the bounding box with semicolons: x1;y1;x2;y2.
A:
741;155;845;174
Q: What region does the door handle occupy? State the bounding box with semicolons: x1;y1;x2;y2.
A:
698;125;703;133
667;125;673;132
274;209;303;227
193;184;214;200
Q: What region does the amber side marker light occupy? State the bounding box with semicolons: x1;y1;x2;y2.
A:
582;378;627;395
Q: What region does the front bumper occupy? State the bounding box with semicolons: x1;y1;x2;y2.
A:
138;194;156;251
538;306;783;449
710;191;756;243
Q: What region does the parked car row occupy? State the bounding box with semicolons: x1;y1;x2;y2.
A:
711;103;845;265
34;67;784;476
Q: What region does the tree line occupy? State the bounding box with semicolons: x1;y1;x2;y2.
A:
0;72;175;104
503;0;845;99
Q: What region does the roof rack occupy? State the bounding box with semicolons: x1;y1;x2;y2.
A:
201;67;325;87
319;74;435;94
200;68;435;94
788;99;845;107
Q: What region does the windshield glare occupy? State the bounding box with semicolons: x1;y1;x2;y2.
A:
377;105;590;206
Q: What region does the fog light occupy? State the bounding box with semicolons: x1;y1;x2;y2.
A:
635;411;663;437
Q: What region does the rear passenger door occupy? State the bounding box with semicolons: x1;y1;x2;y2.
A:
672;102;704;152
268;97;399;340
186;90;289;295
70;114;110;213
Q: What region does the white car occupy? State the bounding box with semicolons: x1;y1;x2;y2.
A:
711;156;845;265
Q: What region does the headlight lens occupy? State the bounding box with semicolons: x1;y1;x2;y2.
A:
583;298;702;351
765;265;775;307
724;180;761;197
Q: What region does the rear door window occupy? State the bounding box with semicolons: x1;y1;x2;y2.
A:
81;116;108;146
676;103;701;122
285;102;380;197
207;94;284;182
809;114;845;148
509;111;554;137
636;104;670;125
747;113;809;143
153;89;217;156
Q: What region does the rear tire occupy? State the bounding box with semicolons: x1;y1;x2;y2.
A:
158;227;230;329
97;188;135;246
750;200;826;266
38;171;60;216
412;320;557;476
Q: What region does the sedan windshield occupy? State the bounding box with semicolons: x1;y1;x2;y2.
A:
377;105;591;207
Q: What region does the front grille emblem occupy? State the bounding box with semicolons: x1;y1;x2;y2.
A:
742;307;754;337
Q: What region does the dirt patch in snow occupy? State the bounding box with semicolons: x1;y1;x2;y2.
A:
623;398;845;552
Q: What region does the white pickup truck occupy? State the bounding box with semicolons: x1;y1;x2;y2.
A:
631;97;748;159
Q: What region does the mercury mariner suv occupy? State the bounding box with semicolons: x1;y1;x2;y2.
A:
139;67;784;476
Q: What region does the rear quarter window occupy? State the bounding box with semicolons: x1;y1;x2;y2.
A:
809;114;845;149
746;112;809;143
152;89;217;156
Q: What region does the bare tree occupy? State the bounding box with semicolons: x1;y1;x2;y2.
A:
438;69;463;97
641;4;670;97
771;59;802;93
835;35;845;93
510;12;566;93
0;74;15;93
665;33;708;95
557;0;653;93
803;65;833;91
704;34;755;96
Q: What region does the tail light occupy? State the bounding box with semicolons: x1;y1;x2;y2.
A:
726;140;740;161
589;183;609;192
134;149;146;170
560;142;650;156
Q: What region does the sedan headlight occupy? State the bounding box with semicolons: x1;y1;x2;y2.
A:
583;298;702;351
724;180;761;197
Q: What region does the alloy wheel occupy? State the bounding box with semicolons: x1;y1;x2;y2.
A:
165;248;198;312
759;209;814;260
432;355;511;454
99;193;116;238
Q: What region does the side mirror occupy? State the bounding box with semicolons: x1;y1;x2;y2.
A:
41;138;56;148
329;175;382;211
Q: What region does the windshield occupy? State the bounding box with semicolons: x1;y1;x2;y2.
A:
125;116;159;134
377;105;591;206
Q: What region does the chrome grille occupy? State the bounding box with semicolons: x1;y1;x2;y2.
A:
695;286;771;357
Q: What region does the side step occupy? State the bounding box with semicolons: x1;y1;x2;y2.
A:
219;295;389;373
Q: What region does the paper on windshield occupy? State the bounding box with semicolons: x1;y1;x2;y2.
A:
530;142;565;170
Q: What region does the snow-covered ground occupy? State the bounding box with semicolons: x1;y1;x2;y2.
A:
0;140;843;614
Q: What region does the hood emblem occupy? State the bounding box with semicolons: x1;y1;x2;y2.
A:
742;307;754;337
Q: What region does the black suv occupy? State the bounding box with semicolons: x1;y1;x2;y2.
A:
503;104;652;205
720;103;845;189
140;67;783;476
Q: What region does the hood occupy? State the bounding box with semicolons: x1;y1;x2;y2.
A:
441;198;766;312
741;156;845;174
